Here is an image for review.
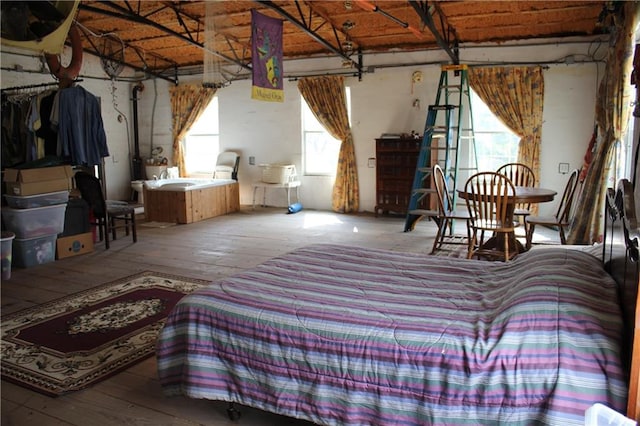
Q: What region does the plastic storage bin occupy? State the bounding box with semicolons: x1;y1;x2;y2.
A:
1;231;15;279
585;403;636;425
1;204;67;239
13;234;57;268
4;190;69;209
261;164;296;184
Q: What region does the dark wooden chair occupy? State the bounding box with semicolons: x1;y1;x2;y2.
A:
431;164;471;254
74;171;137;249
496;162;536;225
464;171;518;261
525;168;580;250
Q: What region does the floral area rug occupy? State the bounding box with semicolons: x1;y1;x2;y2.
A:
1;271;209;397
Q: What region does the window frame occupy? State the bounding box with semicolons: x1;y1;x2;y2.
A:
469;90;520;173
183;96;220;177
301;87;351;176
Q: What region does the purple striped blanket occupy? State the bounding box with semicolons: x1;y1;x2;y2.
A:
156;244;627;425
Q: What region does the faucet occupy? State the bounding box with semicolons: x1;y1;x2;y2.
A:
158;170;169;180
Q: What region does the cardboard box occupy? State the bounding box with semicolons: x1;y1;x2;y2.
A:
4;165;73;196
56;232;94;259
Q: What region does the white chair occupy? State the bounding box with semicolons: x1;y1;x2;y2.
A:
213;151;239;180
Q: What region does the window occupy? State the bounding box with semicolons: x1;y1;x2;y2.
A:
184;96;219;176
301;88;351;175
611;116;635;187
470;90;520;172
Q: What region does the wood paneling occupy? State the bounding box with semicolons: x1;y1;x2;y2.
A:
144;182;239;224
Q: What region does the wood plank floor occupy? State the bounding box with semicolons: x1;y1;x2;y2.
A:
1;206;444;426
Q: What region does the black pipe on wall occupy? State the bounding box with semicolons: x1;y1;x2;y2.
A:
131;83;144;180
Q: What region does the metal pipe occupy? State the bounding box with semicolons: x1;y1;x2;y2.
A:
354;0;423;39
131;83;144;181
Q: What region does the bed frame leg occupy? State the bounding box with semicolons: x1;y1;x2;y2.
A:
227;402;242;421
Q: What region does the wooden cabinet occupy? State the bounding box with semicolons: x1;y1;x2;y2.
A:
375;136;433;216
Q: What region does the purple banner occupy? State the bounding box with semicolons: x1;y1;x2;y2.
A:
251;9;284;102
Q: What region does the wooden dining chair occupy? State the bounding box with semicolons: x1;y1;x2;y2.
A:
431;164;471;254
464;171;518;261
524;168;580;250
496;162;536;226
74;171;137;250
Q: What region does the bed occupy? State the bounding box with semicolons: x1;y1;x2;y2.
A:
156;180;640;425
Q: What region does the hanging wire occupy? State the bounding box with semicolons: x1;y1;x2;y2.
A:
203;0;230;88
109;78;132;178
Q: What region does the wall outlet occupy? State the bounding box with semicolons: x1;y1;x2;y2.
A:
558;162;569;174
249;156;255;165
368;158;376;168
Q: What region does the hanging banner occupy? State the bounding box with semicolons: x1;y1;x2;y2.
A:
251;9;284;102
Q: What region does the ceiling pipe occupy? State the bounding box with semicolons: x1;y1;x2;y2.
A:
353;0;423;39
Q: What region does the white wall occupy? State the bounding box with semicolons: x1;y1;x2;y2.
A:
539;63;599;209
2;38;607;214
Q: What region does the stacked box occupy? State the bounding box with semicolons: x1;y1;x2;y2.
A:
3;165;73;196
1;166;75;268
1;204;66;239
4;190;69;209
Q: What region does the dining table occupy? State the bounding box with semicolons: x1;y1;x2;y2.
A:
457;186;557;255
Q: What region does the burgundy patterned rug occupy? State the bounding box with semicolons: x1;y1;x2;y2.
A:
1;271;209;397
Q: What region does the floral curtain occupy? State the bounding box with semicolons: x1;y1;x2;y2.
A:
169;84;217;177
298;76;359;213
468;66;545;194
567;2;639;244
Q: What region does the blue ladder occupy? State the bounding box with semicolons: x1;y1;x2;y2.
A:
404;104;455;231
404;64;478;232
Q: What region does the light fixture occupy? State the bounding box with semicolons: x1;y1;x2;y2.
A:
411;71;423;94
342;20;355;31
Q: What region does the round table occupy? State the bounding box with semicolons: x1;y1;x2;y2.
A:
457;186;557;256
505;186;557;204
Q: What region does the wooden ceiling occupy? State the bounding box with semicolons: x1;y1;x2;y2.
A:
10;1;616;82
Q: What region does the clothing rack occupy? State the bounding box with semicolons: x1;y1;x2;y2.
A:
1;79;83;94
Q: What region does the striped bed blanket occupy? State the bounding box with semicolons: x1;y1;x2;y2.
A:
156;244;628;425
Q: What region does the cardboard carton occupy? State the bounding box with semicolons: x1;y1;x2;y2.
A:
56;232;94;259
4;165;73;196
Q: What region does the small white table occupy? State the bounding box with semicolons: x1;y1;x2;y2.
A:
252;181;301;208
